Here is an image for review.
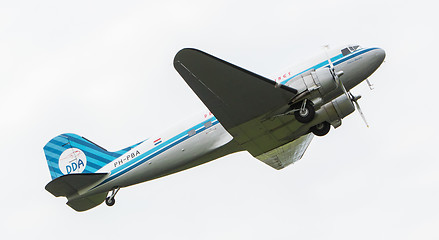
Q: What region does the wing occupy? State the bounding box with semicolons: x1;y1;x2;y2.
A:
256;133;313;170
174;48;297;129
174;48;312;162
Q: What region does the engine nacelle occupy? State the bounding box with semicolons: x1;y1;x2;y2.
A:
284;68;355;129
285;68;338;107
263;94;355;143
314;67;338;97
320;94;355;128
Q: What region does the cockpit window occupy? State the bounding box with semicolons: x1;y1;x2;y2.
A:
349;45;360;52
341;48;350;56
341;45;361;56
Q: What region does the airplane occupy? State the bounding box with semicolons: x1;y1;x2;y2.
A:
43;44;385;211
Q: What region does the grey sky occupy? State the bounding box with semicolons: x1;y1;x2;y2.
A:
1;0;438;239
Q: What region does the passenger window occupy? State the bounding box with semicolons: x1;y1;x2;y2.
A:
188;129;196;136
204;121;212;128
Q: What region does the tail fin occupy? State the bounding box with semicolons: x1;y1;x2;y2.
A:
43;133;138;180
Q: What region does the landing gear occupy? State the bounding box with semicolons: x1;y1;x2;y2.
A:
311;122;330;136
294;100;315;123
105;197;115;206
105;187;120;207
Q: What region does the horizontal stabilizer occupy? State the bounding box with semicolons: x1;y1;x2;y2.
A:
67;192;108;212
45;173;109;197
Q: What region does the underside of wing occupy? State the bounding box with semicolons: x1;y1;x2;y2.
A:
174;48;313;160
256;133;313;170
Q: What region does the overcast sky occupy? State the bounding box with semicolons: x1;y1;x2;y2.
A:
1;1;438;239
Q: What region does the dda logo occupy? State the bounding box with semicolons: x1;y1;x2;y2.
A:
59;148;87;175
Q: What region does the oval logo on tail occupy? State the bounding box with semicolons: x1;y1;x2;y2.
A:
59;148;87;175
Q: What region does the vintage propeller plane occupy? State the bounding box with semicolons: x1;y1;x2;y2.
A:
43;45;385;211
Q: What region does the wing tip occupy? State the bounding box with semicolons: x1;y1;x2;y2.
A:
174;48;204;64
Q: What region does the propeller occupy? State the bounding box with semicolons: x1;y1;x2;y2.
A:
324;45;369;127
324;45;347;94
348;92;369;128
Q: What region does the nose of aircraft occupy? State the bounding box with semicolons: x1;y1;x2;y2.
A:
362;47;386;80
341;47;386;90
374;48;386;67
366;48;385;79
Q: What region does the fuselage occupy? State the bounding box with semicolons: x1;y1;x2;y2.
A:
76;45;385;200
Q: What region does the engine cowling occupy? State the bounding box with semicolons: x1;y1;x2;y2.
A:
285;68;338;107
320;94;355;128
284;68;356;129
314;67;338;97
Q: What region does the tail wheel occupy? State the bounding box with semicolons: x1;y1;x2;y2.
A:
105;187;120;207
311;122;330;136
294;101;315;123
105;197;115;206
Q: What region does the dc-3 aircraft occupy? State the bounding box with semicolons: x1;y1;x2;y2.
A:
43;45;385;211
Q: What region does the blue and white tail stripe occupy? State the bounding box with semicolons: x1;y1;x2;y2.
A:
43;133;143;180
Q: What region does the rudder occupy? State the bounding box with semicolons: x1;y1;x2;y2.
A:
43;133;135;180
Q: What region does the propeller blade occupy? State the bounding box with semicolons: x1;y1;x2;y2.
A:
349;92;369;128
324;45;349;100
338;76;349;97
324;45;334;69
324;46;369;127
331;70;351;104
